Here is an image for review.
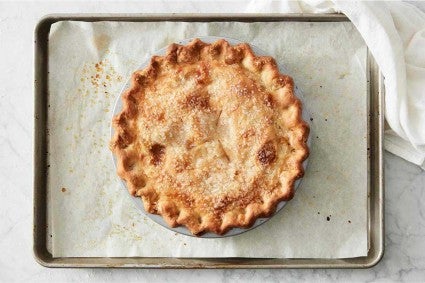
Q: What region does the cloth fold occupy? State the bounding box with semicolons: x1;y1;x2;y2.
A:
246;0;425;169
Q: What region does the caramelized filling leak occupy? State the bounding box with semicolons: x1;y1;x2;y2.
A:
257;142;277;166
150;143;165;165
184;92;210;110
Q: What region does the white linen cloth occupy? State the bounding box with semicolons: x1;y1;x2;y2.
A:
246;0;425;169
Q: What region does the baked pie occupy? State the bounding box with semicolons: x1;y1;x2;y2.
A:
110;39;309;235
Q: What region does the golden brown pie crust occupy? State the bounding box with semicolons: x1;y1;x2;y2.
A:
110;39;309;235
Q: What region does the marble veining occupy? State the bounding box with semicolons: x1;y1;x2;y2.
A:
1;1;424;282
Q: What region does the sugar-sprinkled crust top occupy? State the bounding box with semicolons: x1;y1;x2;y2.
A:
110;39;309;235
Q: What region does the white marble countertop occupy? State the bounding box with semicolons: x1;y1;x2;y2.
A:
1;1;424;282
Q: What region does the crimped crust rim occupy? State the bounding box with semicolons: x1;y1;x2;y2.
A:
110;38;310;236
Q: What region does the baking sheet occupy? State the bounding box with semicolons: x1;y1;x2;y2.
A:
47;20;368;258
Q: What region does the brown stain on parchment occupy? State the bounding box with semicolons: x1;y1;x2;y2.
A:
109;224;143;241
93;34;111;52
66;58;124;165
77;59;123;103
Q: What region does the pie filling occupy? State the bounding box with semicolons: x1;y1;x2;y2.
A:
111;38;309;235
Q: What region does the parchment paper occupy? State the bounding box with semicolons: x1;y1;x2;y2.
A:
47;21;368;258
